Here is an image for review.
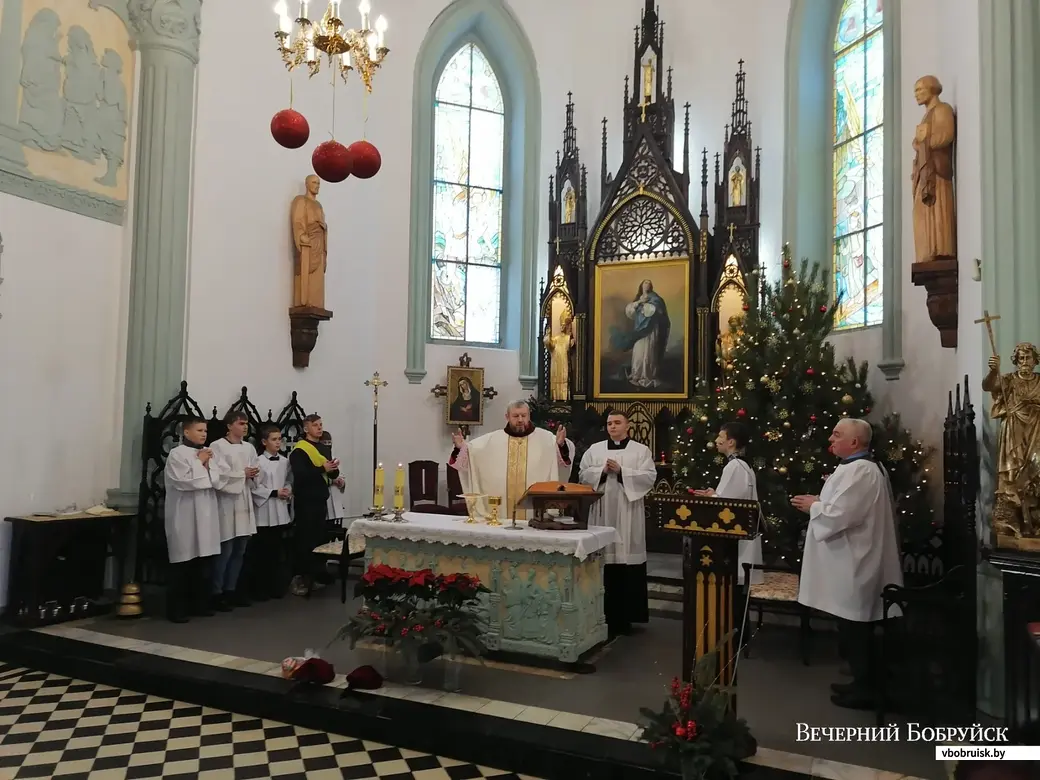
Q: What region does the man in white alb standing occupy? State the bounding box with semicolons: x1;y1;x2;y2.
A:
791;418;903;710
578;411;657;637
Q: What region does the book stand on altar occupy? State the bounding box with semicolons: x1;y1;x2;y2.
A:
658;494;760;704
514;483;603;530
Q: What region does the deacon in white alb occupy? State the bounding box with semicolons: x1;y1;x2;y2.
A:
450;400;575;521
791;418;903;711
692;421;763;586
579;411;657;636
163;416;221;623
208;411;259;611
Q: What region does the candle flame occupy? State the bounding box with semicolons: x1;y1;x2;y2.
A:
358;0;371;14
274;1;292;33
375;14;387;31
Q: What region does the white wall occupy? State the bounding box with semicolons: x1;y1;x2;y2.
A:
185;0;789;512
0;194;126;604
829;0;981;448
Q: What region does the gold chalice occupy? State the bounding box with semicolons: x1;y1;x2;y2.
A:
486;496;502;526
461;493;484;523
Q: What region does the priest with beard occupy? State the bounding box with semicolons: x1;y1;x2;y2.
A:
449;401;575;521
578;411;656;637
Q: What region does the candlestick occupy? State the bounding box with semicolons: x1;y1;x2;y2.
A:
393;463;405;510
373;463;385;509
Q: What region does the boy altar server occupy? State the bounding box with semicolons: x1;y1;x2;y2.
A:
163;417;221;623
791;418;903;710
248;424;292;600
692;421;764;586
578;411;657;637
208;411;259;611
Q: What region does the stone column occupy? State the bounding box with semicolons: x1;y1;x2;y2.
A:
977;0;1040;717
108;0;202;509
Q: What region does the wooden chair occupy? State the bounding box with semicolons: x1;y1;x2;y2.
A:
408;460;440;508
444;465;467;515
741;563;815;665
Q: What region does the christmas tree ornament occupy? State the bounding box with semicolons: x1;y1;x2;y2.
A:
782;421;791;428
777;466;788;475
699;415;708;423
806;367;815;376
737;408;746;417
271;108;310;148
347;140;382;178
312;140;353;182
841;393;854;404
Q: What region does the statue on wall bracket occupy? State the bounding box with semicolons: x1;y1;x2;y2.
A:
910;74;958;349
288;174;332;368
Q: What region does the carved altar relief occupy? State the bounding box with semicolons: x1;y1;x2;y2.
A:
4;0;135;220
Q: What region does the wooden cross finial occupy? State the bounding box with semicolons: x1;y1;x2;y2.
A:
974;310;1001;357
555;236;561;253
458;353;472;368
728;223;736;242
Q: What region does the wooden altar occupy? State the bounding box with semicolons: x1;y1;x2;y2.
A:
533;0;766;554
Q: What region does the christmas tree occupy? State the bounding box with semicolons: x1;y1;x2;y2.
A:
671;250;933;568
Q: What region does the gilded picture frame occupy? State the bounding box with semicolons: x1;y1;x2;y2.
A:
445;365;485;426
593;257;690;399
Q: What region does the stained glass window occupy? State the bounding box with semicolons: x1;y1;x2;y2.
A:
832;0;883;331
429;43;505;343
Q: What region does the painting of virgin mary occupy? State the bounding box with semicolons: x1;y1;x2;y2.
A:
593;258;689;399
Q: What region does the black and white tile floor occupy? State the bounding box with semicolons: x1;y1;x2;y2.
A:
0;664;540;779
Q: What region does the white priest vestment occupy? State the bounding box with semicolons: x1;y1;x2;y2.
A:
797;457;904;623
452;427;575;520
252;454;292;528
164;444;221;564
715;456;764;586
209;439;259;542
578;439;656;564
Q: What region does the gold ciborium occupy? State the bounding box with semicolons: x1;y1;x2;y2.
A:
486;496;502;526
461;493;484;523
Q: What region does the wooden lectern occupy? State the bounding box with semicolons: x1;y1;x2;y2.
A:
515;482;603;528
657;494;760;691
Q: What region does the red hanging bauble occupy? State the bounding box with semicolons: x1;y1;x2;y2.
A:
347;140;382;179
737;408;746;417
806;367;815;376
810;414;817;422
270;109;310;149
686;427;693;435
742;303;750;311
819;305;828;313
312;140;352;183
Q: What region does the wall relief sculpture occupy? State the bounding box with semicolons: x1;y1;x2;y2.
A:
0;0;135;223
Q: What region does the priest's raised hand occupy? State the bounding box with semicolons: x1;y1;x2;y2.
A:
452;429;466;449
555;425;567;445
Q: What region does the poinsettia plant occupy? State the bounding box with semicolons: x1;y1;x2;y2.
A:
639;635;756;780
334;565;488;661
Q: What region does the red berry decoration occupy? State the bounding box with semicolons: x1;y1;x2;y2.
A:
270;109;310;149
348;140;382;179
737;408;746;417
312;140;352;183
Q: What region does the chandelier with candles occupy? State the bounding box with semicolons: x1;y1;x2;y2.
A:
270;0;389;182
275;0;389;91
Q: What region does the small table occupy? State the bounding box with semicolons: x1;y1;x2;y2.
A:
347;512;616;663
4;511;134;627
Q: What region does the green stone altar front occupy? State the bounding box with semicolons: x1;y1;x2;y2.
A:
362;536;608;663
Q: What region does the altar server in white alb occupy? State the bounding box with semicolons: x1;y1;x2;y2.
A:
692;421;763;586
450;401;575;521
163;416;221;623
247;424;292;601
578;411;657;637
791;418;903;711
208;411;259;611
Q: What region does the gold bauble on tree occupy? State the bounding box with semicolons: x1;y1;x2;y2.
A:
782;421;791;428
841;393;855;405
777;466;788;475
700;415;709;423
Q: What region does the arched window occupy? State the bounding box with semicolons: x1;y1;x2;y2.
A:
430;44;505;344
832;0;884;331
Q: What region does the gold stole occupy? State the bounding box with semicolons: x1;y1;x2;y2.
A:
505;436;529;520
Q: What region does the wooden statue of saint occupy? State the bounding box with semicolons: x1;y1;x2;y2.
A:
290;175;329;311
911;75;956;264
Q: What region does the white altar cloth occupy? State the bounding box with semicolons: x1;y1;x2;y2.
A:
347;512;616;561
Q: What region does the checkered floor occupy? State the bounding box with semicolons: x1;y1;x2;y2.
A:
0;664;540;779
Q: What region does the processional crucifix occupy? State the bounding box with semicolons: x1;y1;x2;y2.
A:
364;372;388;488
431;353;499;438
975;310;1001;358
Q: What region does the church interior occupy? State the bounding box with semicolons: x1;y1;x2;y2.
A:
0;0;1038;779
